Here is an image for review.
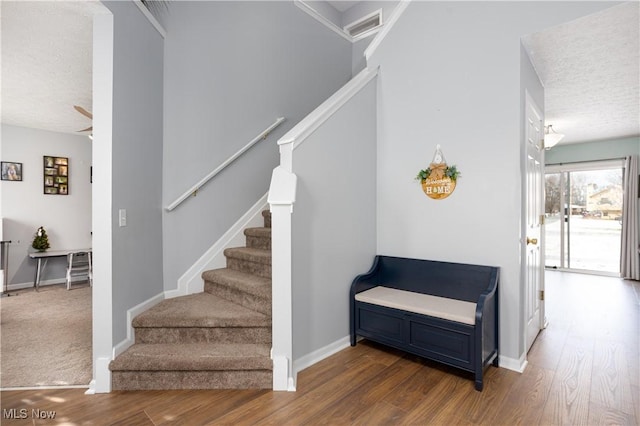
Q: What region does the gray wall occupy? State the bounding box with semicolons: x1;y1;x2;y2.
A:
104;1;164;345
546;136;640;164
367;1;616;365
292;79;377;361
162;1;352;291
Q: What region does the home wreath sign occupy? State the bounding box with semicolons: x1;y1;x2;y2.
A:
416;144;460;200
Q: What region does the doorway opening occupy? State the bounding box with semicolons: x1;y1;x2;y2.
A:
545;159;624;275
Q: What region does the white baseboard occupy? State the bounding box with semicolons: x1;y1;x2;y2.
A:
294;335;352;376
4;277;87;291
113;291;165;358
166;193;268;299
499;354;527;373
292;335;527;377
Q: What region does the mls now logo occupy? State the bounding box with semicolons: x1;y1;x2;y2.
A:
3;409;28;419
3;408;56;419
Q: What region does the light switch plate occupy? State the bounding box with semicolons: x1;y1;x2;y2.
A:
119;209;127;227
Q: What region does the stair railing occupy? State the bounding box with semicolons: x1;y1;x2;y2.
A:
166;117;286;212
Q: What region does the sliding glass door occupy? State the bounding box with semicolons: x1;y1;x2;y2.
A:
545;160;624;274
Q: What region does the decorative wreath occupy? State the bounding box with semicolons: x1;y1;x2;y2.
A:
416;164;460;182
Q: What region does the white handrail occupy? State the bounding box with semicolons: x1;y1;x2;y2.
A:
166;117;286;212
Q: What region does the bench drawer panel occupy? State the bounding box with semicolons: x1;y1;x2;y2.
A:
356;305;404;343
408;319;472;367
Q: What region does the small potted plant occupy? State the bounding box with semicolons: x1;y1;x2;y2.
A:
32;226;51;252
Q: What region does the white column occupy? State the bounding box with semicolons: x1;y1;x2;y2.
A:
268;166;297;391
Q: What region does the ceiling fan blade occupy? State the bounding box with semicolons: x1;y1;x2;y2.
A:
77;126;93;132
74;105;93;119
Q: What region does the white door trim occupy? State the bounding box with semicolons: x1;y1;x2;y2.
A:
87;8;114;394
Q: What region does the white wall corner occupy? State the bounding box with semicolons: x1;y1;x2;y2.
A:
364;0;412;62
92;10;114;398
168;194;269;299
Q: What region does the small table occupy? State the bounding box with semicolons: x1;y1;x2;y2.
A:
29;248;92;290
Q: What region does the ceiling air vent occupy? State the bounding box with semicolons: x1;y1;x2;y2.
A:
344;9;382;40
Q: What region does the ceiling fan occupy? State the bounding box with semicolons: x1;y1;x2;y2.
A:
74;105;93;137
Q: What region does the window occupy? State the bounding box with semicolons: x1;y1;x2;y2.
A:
545;159;624;274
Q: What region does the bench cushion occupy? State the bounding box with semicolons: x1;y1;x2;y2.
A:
355;286;476;325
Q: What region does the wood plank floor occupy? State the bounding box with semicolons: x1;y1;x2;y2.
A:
1;271;638;425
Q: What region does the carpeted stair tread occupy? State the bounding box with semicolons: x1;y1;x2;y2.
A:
244;227;271;238
109;343;272;371
202;268;271;299
224;247;271;264
225;247;272;278
244;227;271;250
132;293;269;328
202;268;272;315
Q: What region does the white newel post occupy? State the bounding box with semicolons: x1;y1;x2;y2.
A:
268;162;297;391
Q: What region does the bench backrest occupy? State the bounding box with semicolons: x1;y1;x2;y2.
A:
376;256;498;303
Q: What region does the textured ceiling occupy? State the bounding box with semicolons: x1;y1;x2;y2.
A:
522;2;640;144
1;2;638;146
1;1;103;135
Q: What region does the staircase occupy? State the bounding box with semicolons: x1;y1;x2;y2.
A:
109;210;272;390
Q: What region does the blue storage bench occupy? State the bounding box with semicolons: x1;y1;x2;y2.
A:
350;255;499;391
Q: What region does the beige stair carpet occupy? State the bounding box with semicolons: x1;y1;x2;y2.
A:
110;210;272;390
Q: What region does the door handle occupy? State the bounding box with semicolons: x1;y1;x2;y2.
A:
527;237;538;245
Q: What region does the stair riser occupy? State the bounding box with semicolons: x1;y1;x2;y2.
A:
205;281;271;316
246;235;271;250
112;370;272;390
227;258;271;279
135;327;271;344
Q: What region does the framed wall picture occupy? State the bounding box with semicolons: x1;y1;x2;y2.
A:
1;162;23;181
43;156;69;195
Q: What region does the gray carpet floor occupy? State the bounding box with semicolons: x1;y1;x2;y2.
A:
0;283;92;388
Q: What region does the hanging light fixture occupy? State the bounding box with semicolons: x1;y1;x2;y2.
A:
544;125;565;149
